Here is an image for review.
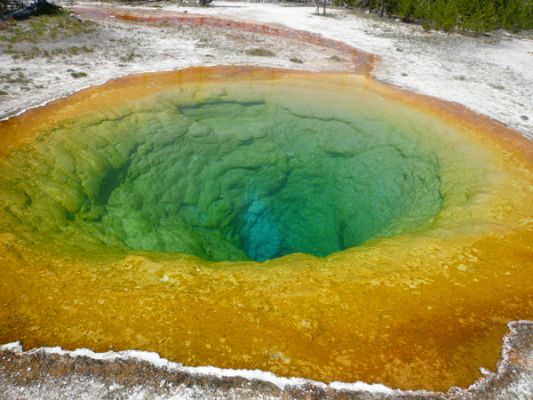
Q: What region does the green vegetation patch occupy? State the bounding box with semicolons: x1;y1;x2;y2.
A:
245;48;276;57
70;71;88;78
0;69;30;85
0;11;97;61
0;10;96;43
338;0;532;32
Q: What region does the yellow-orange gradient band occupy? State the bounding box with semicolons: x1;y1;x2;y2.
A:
0;67;531;391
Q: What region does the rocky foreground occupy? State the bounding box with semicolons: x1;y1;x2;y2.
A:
0;322;532;399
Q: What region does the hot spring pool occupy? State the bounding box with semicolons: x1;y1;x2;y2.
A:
0;67;531;391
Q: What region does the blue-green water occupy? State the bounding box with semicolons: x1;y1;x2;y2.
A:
0;94;444;262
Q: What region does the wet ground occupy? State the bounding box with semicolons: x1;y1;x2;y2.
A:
0;322;531;399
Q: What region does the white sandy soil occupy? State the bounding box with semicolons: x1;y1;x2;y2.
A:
0;1;350;120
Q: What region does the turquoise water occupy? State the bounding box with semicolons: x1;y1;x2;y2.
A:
0;93;443;262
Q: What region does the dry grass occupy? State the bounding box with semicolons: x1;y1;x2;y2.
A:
245;48;275;57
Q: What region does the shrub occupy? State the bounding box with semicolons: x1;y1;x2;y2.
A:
70;71;87;78
335;0;533;32
245;48;276;57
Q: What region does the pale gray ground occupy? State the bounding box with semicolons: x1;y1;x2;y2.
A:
0;1;351;120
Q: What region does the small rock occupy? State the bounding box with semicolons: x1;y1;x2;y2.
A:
520;115;528;121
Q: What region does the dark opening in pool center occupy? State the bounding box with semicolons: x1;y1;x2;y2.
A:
3;98;444;262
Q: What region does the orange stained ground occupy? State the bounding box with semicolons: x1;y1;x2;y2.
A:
0;67;531;392
72;6;376;74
